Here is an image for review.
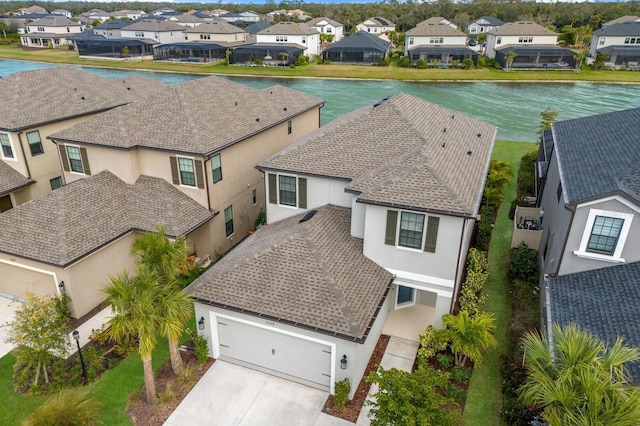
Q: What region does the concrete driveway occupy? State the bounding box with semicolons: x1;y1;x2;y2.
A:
164;361;352;426
0;296;20;358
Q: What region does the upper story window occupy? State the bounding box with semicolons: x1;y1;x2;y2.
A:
135;31;144;37
211;154;222;183
267;173;307;209
224;205;234;237
170;156;204;188
59;144;91;175
302;36;306;44
518;36;533;43
409;37;414;45
575;208;634;263
624;37;638;44
26;130;44;156
0;133;15;160
326;27;332;33
599;37;605;45
178;157;196;187
200;34;211;40
37;27;45;32
66;27;70;32
276;35;288;42
66;146;84;173
587;216;624;255
385;209;439;253
287;120;292;135
470;27;477;33
496;36;502;45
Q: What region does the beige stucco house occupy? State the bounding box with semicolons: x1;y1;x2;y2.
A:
21;16;83;48
183;18;247;43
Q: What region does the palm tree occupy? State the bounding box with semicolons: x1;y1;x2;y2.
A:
573;49;588;71
505;51;518;71
104;272;161;405
519;324;640;426
156;286;193;375
442;310;497;367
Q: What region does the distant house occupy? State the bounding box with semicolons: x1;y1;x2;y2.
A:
168;13;204;28
602;15;640;28
306;17;344;42
356;17;395;41
405;18;477;65
21;16;83;48
244;22;271;35
486;21;574;69
419;16;457;30
51;9;72;19
536;107;640;384
267;9;310;22
120;19;184;44
91;19;132;39
466;16;503;36
209;8;230;17
590;22;640;68
239;11;260;23
322;30;390;63
85;9;112;23
69;30;157;59
111;10;146;21
256;21;320;56
17;5;47;15
183;18;247;43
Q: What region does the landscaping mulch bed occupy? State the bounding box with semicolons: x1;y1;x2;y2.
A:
127;351;215;426
321;334;390;423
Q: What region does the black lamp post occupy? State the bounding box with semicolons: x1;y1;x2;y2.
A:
72;330;87;383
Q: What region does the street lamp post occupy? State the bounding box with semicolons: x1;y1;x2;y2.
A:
72;330;87;383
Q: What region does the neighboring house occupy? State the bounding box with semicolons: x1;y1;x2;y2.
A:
91;19;132;39
0;68;167;202
219;13;245;24
602;15;640;28
306;17;344;43
152;8;176;16
267;9;310;21
51;9;72;19
466;16;503;36
239;11;260;23
210;8;230;17
183;18;247;43
85;9;112;23
486;21;574;68
244;22;271;35
48;76;324;259
356;17;395;41
120;19;184;44
189;93;496;398
405;18;477;65
69;31;157;59
589;22;640;67
536;107;640;383
0;171;214;318
21;16;83;48
111;10;146;21
418;16;457;29
322;30;390;63
0;160;34;213
17;5;47;15
168;13;204;28
256;22;320;56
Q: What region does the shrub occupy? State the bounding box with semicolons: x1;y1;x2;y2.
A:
517;151;537;196
254;210;266;228
436;353;453;369
467;248;488;274
67;44;74;51
432;59;440;68
416;59;427;69
451;59;459;68
463;58;474;69
474;206;494;251
333;378;350;410
417;326;449;365
398;56;411;68
476;55;486;68
252;58;263;65
509;242;538;283
23;388;102;426
451;366;472;384
189;328;209;364
445;383;467;403
508;195;532;220
295;54;308;66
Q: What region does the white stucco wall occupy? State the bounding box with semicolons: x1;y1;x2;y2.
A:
256;33;320;56
406;34;467;52
486;33;558;58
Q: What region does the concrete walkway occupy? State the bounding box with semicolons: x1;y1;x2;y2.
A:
65;306;114;358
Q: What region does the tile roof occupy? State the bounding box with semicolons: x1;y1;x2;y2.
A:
122;19;183;32
593;22;640;37
188;205;392;341
259;93;496;217
324;31;390;52
406;22;466;37
0;67;168;131
548;261;640;384
0;171;214;267
552;107;640;204
29;16;80;27
184;18;245;34
0;161;34;196
50;76;324;156
257;21;319;36
489;21;557;36
306;17;343;28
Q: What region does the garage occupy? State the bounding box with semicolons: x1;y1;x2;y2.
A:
0;262;56;300
216;317;332;389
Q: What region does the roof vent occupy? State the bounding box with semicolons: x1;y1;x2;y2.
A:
451;114;455;119
127;87;131;90
283;107;287;111
235;101;237;106
299;209;318;223
256;118;260;122
442;143;445;148
373;95;392;108
477;133;481;137
81;96;85;100
467;150;473;156
443;128;446;133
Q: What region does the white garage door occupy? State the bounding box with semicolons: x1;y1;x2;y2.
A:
0;263;55;300
217;318;332;389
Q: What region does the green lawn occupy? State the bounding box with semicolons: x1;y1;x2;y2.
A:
2;44;640;83
462;140;538;425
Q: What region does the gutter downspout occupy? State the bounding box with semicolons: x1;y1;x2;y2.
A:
543;275;554;355
203;156;212;211
555;205;575;276
450;218;468;313
16;132;32;178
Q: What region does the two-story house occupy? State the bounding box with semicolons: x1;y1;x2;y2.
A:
356;17;395;41
306;17;344;43
256;21;320;57
188;93;496;397
21;16;83;48
120;19;185;44
589;22;640;68
183;18;247;43
537;107;640;383
466;16;504;36
486;21;574;69
405;18;477;65
0;67;166;203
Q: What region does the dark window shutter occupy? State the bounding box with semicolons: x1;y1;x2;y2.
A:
298;177;307;209
170;157;179;185
80;147;91;175
58;144;70;172
385;210;398;245
424;216;440;253
195;159;204;189
268;173;277;204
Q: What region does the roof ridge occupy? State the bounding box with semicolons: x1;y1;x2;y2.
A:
56;189;69;265
176;87;205;155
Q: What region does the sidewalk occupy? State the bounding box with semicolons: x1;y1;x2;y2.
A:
65;305;114;358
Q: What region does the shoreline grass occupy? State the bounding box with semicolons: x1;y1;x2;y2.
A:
462;140;538;425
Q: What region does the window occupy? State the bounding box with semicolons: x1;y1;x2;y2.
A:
26;130;43;156
599;37;605;45
178;157;196;187
66;27;70;32
268;173;307;209
430;37;444;44
497;36;502;45
518;36;533;43
279;175;297;206
252;189;257;205
50;176;63;190
556;182;562;202
287;120;292;135
0;133;14;159
396;285;415;307
385;210;439;252
200;34;210;40
409;37;414;45
135;31;144;37
302;36;306;44
224;205;234;236
276;35;288;42
211;154;222;183
66;146;84;173
326;27;332;33
587;216;624;255
369;52;381;60
399;212;424;249
470;27;477;33
37;27;45;32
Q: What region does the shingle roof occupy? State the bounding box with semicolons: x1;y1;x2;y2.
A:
259;93;496;217
257;21;319;36
552;107;640;204
171;14;204;24
0;161;34;196
0;171;214;267
406;22;465;37
593;22;640;37
470;16;504;26
603;15;640;27
94;19;132;30
548;261;640;384
361;17;394;27
184;18;245;34
49;76;324;156
489;21;557;36
244;22;271;34
29;16;80;27
188;205;392;341
306;17;342;28
323;31;390;52
122;19;183;32
0;68;167;131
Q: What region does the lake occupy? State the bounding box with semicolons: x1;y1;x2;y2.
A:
2;59;639;142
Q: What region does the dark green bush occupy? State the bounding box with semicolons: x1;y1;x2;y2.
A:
451;366;472;384
463;58;474;69
436;353;453;369
416;59;427;69
188;328;209;365
509;242;539;283
476;55;486;68
445;383;467;403
517;151;537;196
398;56;411;68
474;206;494;251
334;378;350;410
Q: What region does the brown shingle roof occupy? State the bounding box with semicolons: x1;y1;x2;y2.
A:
259;93;496;217
489;21;557;36
29;16;80;27
257;21;319;36
0;171;214;266
122;19;184;32
0;68;168;131
0;161;34;196
184;18;245;34
188;205;392;340
406;22;465;37
306;17;343;28
50;76;324;156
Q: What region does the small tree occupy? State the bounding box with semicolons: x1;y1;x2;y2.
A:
4;292;70;387
594;51;609;70
477;32;487;45
505;51;518;71
573;48;588;71
122;46;129;58
442;310;497;367
539;107;558;136
280;51;289;65
463;58;474;69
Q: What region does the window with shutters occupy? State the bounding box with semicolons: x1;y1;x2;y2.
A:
224;205;234;237
385;209;439;253
66;146;84;173
0;133;15;160
267;173;307;209
178;157;196;187
279;175;296;206
211;154;222;183
575;208;633;263
26;131;44;156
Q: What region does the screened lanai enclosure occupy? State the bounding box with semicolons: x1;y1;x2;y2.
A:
229;45;303;66
69;32;156;58
409;46;478;66
322;30;391;64
154;42;228;62
598;45;640;67
495;45;576;69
